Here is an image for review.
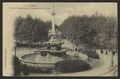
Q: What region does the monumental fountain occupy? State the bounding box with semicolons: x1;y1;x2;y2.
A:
18;3;96;73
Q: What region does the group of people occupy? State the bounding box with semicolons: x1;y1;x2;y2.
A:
16;41;46;48
13;55;29;76
100;49;116;55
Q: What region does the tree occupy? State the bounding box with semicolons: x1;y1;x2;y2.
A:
59;15;117;49
14;15;50;43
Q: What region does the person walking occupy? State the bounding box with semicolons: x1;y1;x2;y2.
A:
22;64;29;75
101;49;104;55
106;51;108;55
112;51;116;56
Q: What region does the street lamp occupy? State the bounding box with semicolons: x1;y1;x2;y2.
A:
110;48;116;69
111;51;114;67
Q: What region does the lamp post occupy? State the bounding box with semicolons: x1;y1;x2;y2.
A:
110;47;115;68
15;42;17;57
111;51;114;66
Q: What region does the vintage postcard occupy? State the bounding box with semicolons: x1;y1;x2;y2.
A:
3;2;118;76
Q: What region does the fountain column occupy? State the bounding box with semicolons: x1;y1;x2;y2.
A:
49;3;58;44
51;7;56;36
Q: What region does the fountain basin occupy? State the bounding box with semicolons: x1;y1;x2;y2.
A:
19;49;91;73
19;51;64;72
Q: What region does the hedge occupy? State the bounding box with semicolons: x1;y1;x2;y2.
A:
55;59;91;73
81;49;100;59
85;49;100;59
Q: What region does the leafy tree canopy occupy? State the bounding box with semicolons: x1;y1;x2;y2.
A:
59;15;117;49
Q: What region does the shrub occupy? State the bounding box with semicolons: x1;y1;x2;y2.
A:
84;49;100;59
55;59;91;73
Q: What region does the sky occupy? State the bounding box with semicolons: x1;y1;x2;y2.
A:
3;2;117;25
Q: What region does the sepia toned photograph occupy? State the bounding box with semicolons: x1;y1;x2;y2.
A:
3;2;118;76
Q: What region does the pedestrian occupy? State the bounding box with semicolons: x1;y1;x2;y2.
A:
22;64;29;75
112;51;116;56
75;48;77;52
106;51;108;55
101;49;103;55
